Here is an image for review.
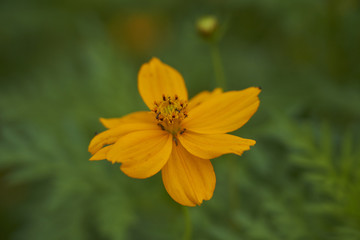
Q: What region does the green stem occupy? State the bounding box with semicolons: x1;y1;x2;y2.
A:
211;43;226;90
182;206;192;240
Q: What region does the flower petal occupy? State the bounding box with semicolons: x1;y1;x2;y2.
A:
100;111;153;129
89;145;112;161
187;88;222;111
179;131;255;159
138;57;188;109
88;120;159;155
182;87;261;134
107;130;172;179
161;142;216;206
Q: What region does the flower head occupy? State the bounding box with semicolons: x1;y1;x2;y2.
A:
88;58;261;206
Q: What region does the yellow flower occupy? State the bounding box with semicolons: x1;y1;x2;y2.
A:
88;58;261;206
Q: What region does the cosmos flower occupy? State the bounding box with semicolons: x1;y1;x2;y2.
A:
88;58;261;206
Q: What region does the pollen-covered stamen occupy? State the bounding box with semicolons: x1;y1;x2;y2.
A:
151;95;188;134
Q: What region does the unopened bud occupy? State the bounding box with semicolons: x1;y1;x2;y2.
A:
196;16;218;39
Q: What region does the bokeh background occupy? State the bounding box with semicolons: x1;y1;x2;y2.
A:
1;0;360;239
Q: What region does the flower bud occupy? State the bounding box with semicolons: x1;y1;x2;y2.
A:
196;16;218;40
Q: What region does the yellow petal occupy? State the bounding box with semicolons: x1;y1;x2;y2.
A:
187;88;222;111
89;145;112;161
88;121;159;155
107;130;172;179
138;57;188;109
161;142;216;206
179;131;255;159
182;87;261;134
100;111;153;129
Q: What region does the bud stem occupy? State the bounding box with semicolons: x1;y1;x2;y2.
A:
211;43;226;90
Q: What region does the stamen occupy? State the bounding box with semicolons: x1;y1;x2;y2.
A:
151;95;188;136
180;128;186;135
173;136;178;146
157;123;165;131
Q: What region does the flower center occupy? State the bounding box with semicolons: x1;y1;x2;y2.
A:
152;94;188;136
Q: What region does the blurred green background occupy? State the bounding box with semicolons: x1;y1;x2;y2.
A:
1;0;360;239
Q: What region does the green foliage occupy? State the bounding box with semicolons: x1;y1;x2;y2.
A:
1;0;360;239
